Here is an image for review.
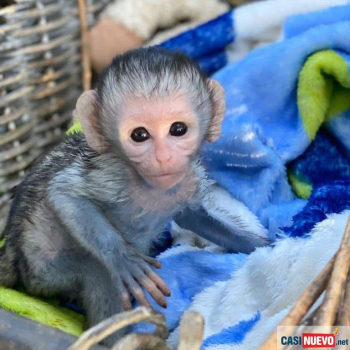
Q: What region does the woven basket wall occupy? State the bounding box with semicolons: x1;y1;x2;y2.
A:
0;0;110;233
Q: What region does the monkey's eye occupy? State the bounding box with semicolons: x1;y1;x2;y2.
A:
170;122;187;137
131;127;150;142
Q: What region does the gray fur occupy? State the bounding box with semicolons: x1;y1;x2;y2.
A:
0;48;267;347
174;206;268;254
97;48;213;150
1;133;207;345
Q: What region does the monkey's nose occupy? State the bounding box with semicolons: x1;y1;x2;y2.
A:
156;155;172;164
155;147;172;163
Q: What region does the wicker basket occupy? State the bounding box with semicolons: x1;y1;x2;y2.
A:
0;0;109;233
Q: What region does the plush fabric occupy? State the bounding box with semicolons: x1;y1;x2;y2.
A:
1;3;350;349
132;4;350;349
100;0;229;41
159;0;350;75
141;210;350;349
197;7;350;236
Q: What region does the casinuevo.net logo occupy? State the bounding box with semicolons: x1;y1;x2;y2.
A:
277;326;350;349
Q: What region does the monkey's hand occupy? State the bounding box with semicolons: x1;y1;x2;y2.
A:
114;246;171;311
48;192;171;311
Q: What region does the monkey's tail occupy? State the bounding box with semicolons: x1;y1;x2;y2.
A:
0;244;17;287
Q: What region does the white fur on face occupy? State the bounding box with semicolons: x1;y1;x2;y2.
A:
119;95;200;190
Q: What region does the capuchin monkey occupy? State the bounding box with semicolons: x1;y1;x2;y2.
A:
0;47;267;346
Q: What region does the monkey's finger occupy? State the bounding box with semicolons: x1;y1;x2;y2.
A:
146;270;171;297
142;256;162;269
153;260;162;269
120;285;133;311
139;277;168;309
115;275;133;311
126;277;151;308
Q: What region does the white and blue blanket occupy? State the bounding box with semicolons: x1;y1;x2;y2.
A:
133;3;350;349
2;2;350;344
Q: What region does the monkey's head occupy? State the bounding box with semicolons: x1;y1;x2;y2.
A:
76;48;225;190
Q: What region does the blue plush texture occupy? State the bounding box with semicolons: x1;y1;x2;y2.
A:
284;132;350;237
197;50;228;76
284;5;350;39
201;22;350;215
198;21;350;236
132;251;247;334
283;179;350;238
202;313;261;348
290;131;350;188
328;110;350;160
160;7;350;232
258;199;307;241
144;5;350;349
160;11;234;75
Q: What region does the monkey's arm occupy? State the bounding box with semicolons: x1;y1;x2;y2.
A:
48;190;170;309
174;185;269;254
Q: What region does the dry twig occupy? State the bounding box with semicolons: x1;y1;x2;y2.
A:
77;0;91;91
178;311;205;350
68;307;168;350
336;272;350;325
301;305;320;327
314;217;350;326
260;216;350;350
259;256;334;350
111;334;170;350
69;308;205;350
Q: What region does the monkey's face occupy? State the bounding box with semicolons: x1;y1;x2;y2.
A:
119;96;200;190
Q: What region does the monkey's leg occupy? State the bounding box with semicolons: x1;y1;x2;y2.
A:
80;261;127;347
21;247;126;347
175;184;270;253
174;206;269;254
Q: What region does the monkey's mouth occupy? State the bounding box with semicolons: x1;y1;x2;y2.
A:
147;171;183;178
144;172;186;190
149;173;173;178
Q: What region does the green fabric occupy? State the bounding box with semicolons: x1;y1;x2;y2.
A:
67;118;83;135
289;50;350;198
288;172;313;200
297;50;350;140
0;287;84;336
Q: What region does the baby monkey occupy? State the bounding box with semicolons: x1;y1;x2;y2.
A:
0;47;227;345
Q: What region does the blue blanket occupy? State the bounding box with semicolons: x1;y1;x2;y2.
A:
161;4;350;237
2;4;350;346
134;4;350;349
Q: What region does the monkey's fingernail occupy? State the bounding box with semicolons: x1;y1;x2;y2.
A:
162;303;167;309
155;261;162;268
166;291;171;297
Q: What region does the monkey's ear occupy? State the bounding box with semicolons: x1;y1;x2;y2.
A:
207;80;226;143
75;90;109;153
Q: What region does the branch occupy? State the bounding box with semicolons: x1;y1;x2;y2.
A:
68;307;168;350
